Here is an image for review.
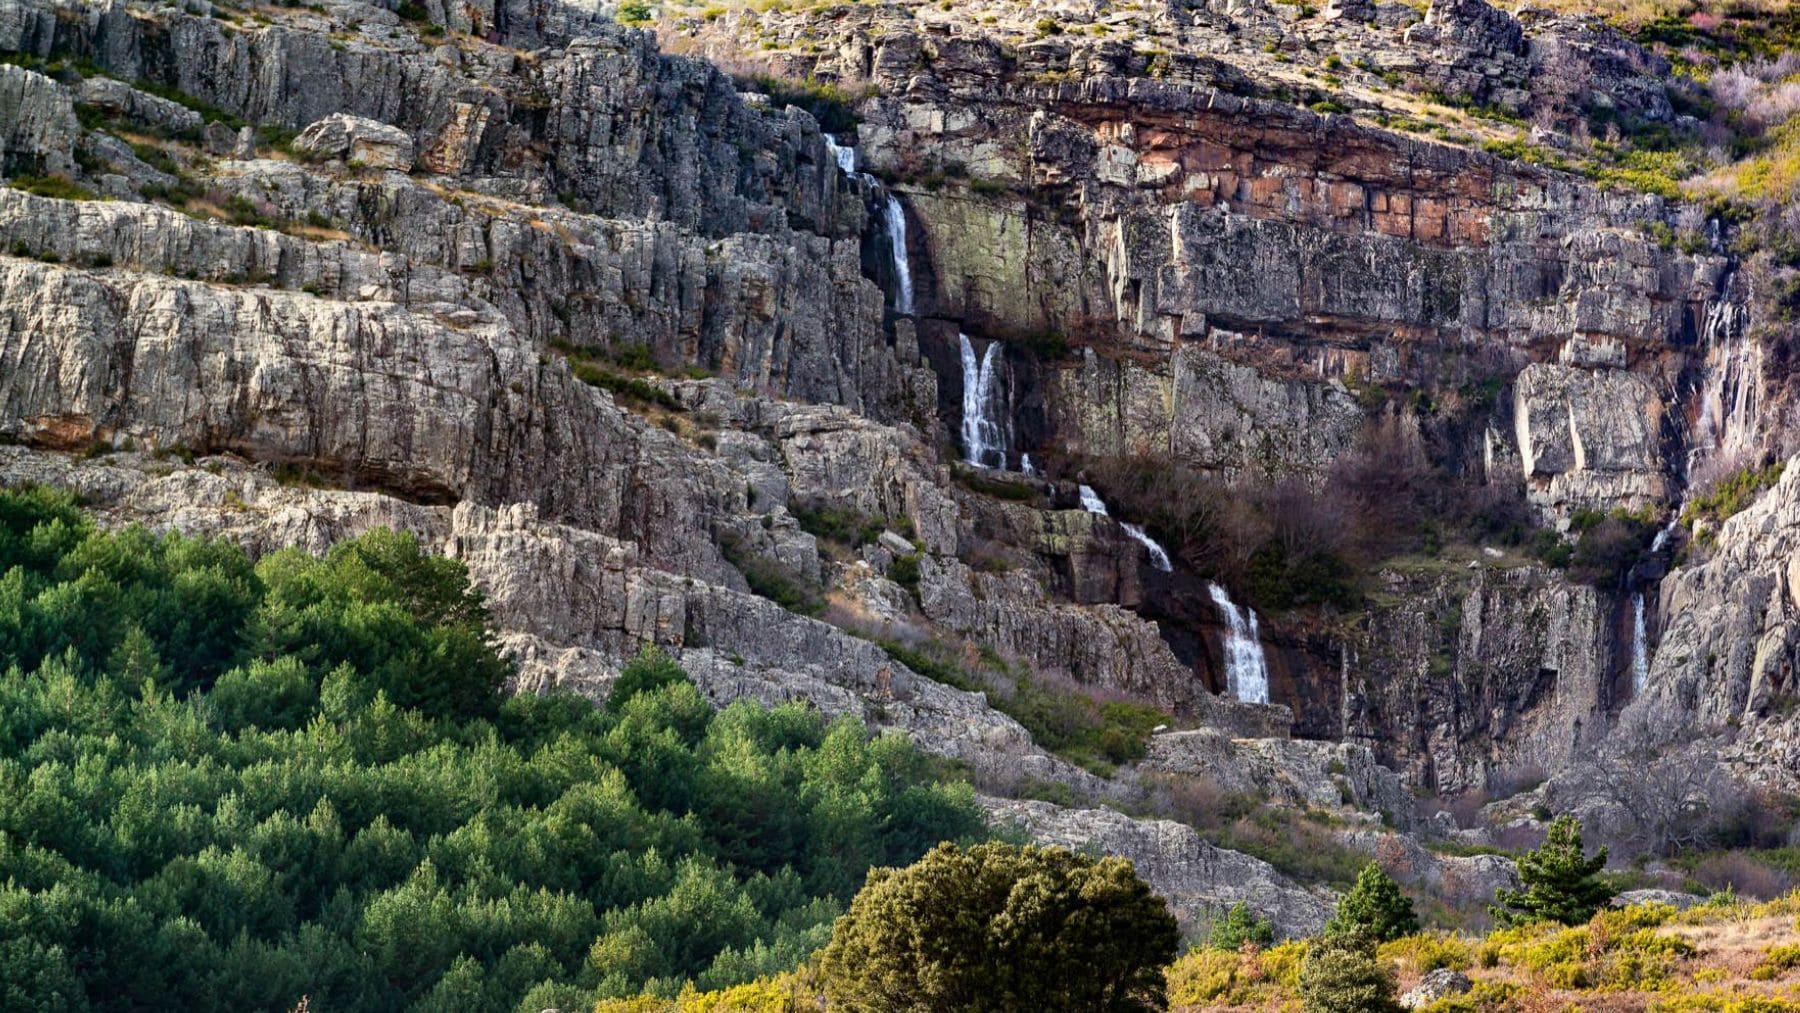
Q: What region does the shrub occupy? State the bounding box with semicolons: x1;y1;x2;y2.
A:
11;173;96;200
608;644;691;711
1327;864;1419;943
1491;816;1614;926
1208;902;1277;951
818;842;1179;1011
1297;934;1400;1013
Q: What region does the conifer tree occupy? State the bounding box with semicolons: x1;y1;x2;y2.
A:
1325;863;1418;943
1490;815;1614;926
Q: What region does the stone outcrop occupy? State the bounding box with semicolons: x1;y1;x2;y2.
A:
1400;969;1474;1009
0;65;73;176
1138;729;1410;824
294;113;416;170
978;796;1336;937
1337;562;1612;795
1626;460;1800;793
1514;364;1668;521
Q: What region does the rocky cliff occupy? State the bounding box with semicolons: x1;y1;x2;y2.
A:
2;0;1798;933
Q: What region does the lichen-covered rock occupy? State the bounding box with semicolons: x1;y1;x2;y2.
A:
1400;969;1473;1009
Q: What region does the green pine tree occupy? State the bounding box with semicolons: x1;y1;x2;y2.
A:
1489;814;1614;926
1325;863;1419;943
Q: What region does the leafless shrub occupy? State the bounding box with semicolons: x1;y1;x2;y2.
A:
1592;748;1760;858
1140;773;1256;831
1489;761;1550;799
1688;852;1795;899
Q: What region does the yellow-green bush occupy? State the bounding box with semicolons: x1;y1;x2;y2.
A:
1477;906;1692;990
1652;991;1800;1013
1164;941;1306;1005
594;977;817;1013
679;977;814;1012
1750;942;1800;981
1379;932;1474;973
1418;980;1524;1013
594;999;672;1013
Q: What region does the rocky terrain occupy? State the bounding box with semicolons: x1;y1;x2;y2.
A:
2;0;1799;940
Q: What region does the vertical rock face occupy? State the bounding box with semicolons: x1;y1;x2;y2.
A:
1337;565;1610;794
0;65;74;176
1628;465;1800;791
1513;364;1668;522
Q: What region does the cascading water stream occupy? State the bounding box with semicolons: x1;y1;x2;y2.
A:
1076;484;1172;572
1207;583;1270;705
881;195;914;315
1631;592;1650;695
821;133;914;316
823;133;858;174
1688;285;1761;476
959;334;1011;469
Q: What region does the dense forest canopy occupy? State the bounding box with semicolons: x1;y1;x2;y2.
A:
0;487;984;1012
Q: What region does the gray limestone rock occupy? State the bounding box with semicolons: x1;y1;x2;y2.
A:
294;113;416;170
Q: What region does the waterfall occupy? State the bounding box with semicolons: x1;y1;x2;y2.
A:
1020;453;1037;476
1688;289;1761;475
821;132;915;317
959;334;1011;469
1208;583;1270;704
1630;592;1650;695
1077;484;1173;572
823;133;857;174
882;194;914;315
1651;513;1680;554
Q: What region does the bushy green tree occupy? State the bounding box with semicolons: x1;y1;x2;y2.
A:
1325;863;1418;943
1297;932;1400;1013
818;841;1180;1012
1490;815;1614;926
0;488;986;1012
608;644;691;711
1207;901;1275;951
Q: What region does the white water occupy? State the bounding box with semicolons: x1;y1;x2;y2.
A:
1651;513;1680;554
1020;453;1037;476
1077;484;1173;572
821;133;915;317
882;194;914;315
1630;592;1650;695
1688;290;1761;475
1207;582;1270;705
822;133;857;174
959;334;1011;469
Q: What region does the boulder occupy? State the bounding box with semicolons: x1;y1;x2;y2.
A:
294;113;416;170
1614;889;1707;911
1400;969;1473;1008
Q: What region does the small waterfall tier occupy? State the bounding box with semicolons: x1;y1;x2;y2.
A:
1631;592;1650;695
1076;485;1173;572
959;334;1011;470
821;133;914;316
1207;583;1270;704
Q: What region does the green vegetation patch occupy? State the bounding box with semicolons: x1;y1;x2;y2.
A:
0;487;982;1011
